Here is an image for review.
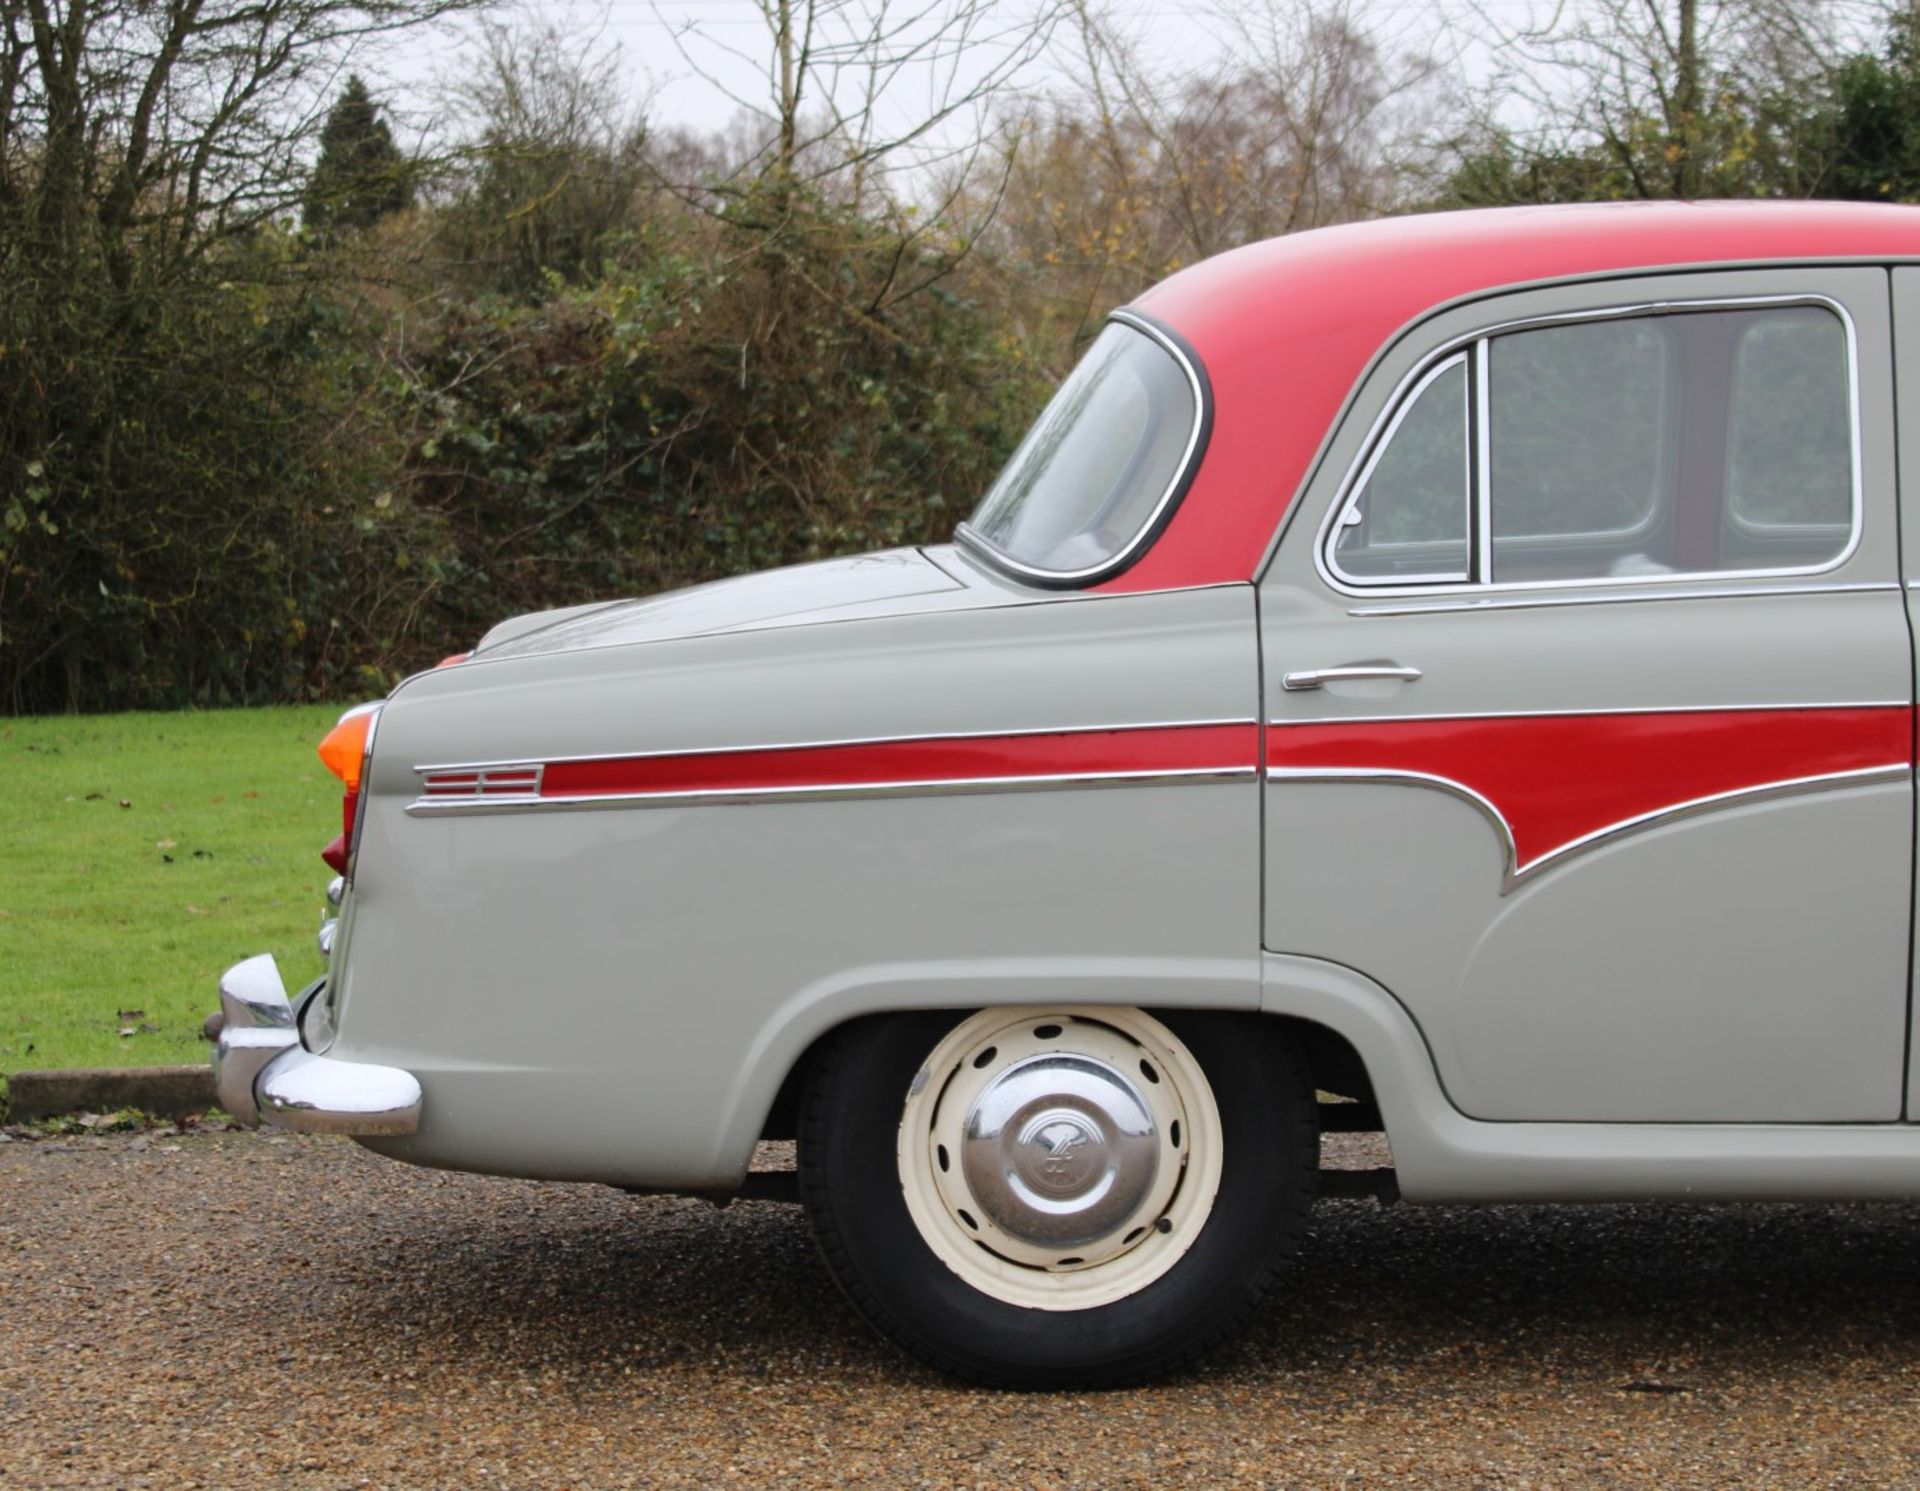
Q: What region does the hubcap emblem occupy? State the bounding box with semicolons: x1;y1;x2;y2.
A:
1020;1113;1102;1195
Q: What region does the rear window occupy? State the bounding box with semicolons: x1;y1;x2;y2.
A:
960;318;1203;583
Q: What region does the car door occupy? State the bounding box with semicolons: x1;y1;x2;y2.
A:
1890;266;1920;1120
1258;266;1913;1123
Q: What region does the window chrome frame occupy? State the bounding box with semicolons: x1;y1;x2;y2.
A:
956;308;1212;590
1311;294;1865;600
1325;351;1473;586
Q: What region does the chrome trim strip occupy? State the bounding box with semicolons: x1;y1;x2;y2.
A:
954;309;1209;588
1346;579;1900;616
418;763;546;799
413;718;1258;775
1265;763;1908;893
1472;338;1492;584
1311;293;1868;601
1267;700;1909;727
406;766;1257;817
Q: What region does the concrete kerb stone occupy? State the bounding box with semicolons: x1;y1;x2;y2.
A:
4;1065;215;1123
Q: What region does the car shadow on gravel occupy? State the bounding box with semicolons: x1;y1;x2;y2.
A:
295;1165;1920;1394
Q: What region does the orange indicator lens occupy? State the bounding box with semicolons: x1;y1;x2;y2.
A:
318;710;376;792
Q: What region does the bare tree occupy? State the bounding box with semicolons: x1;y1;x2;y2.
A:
2;0;476;289
653;0;1062;208
968;0;1440;351
1447;0;1873;199
432;13;653;291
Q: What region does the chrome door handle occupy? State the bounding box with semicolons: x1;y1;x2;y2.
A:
1281;664;1423;692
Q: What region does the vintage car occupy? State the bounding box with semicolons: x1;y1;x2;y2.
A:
212;199;1920;1386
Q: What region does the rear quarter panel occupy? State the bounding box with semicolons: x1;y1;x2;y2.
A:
331;585;1261;1187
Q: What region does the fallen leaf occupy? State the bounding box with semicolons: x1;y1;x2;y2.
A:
84;792;103;801
156;839;176;851
242;790;260;800
118;1027;134;1038
117;799;131;809
209;795;225;805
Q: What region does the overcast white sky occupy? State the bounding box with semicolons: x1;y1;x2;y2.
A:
360;0;1526;155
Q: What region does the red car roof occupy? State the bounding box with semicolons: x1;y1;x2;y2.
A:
1108;200;1920;593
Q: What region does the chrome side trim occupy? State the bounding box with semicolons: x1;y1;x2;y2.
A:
1265;763;1908;894
418;763;545;800
1267;700;1909;727
406;766;1257;817
1346;579;1900;616
1310;293;1868;601
954;309;1210;588
1472;338;1492;584
413;718;1257;775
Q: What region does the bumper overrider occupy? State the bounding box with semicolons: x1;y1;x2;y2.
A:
211;954;422;1135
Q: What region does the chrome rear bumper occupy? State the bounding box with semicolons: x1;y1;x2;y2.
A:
211;954;422;1136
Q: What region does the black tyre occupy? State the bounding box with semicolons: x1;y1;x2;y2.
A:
798;1005;1317;1387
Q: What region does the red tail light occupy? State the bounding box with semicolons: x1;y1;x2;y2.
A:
319;704;381;876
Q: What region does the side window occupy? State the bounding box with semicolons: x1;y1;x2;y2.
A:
1325;300;1857;589
1724;308;1853;565
1329;356;1470;583
1487;320;1668;582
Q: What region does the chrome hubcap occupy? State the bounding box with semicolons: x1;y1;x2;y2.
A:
960;1055;1160;1252
902;1010;1220;1296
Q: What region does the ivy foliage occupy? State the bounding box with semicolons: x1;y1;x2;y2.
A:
0;177;1035;711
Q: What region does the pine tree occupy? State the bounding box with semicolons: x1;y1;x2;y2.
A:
304;77;411;236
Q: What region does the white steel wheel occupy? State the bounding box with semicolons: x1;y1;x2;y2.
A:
897;1006;1223;1311
800;1007;1318;1387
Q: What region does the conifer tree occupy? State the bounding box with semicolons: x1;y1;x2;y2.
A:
305;77;411;236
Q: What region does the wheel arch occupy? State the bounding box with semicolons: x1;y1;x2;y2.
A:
747;953;1407;1153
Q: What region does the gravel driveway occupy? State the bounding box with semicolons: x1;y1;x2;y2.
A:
5;1128;1920;1489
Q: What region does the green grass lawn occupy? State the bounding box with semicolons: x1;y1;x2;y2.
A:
1;705;347;1073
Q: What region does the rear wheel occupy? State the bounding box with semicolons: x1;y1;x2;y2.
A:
798;1006;1318;1387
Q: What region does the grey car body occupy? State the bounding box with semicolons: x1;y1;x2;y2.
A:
211;200;1920;1382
